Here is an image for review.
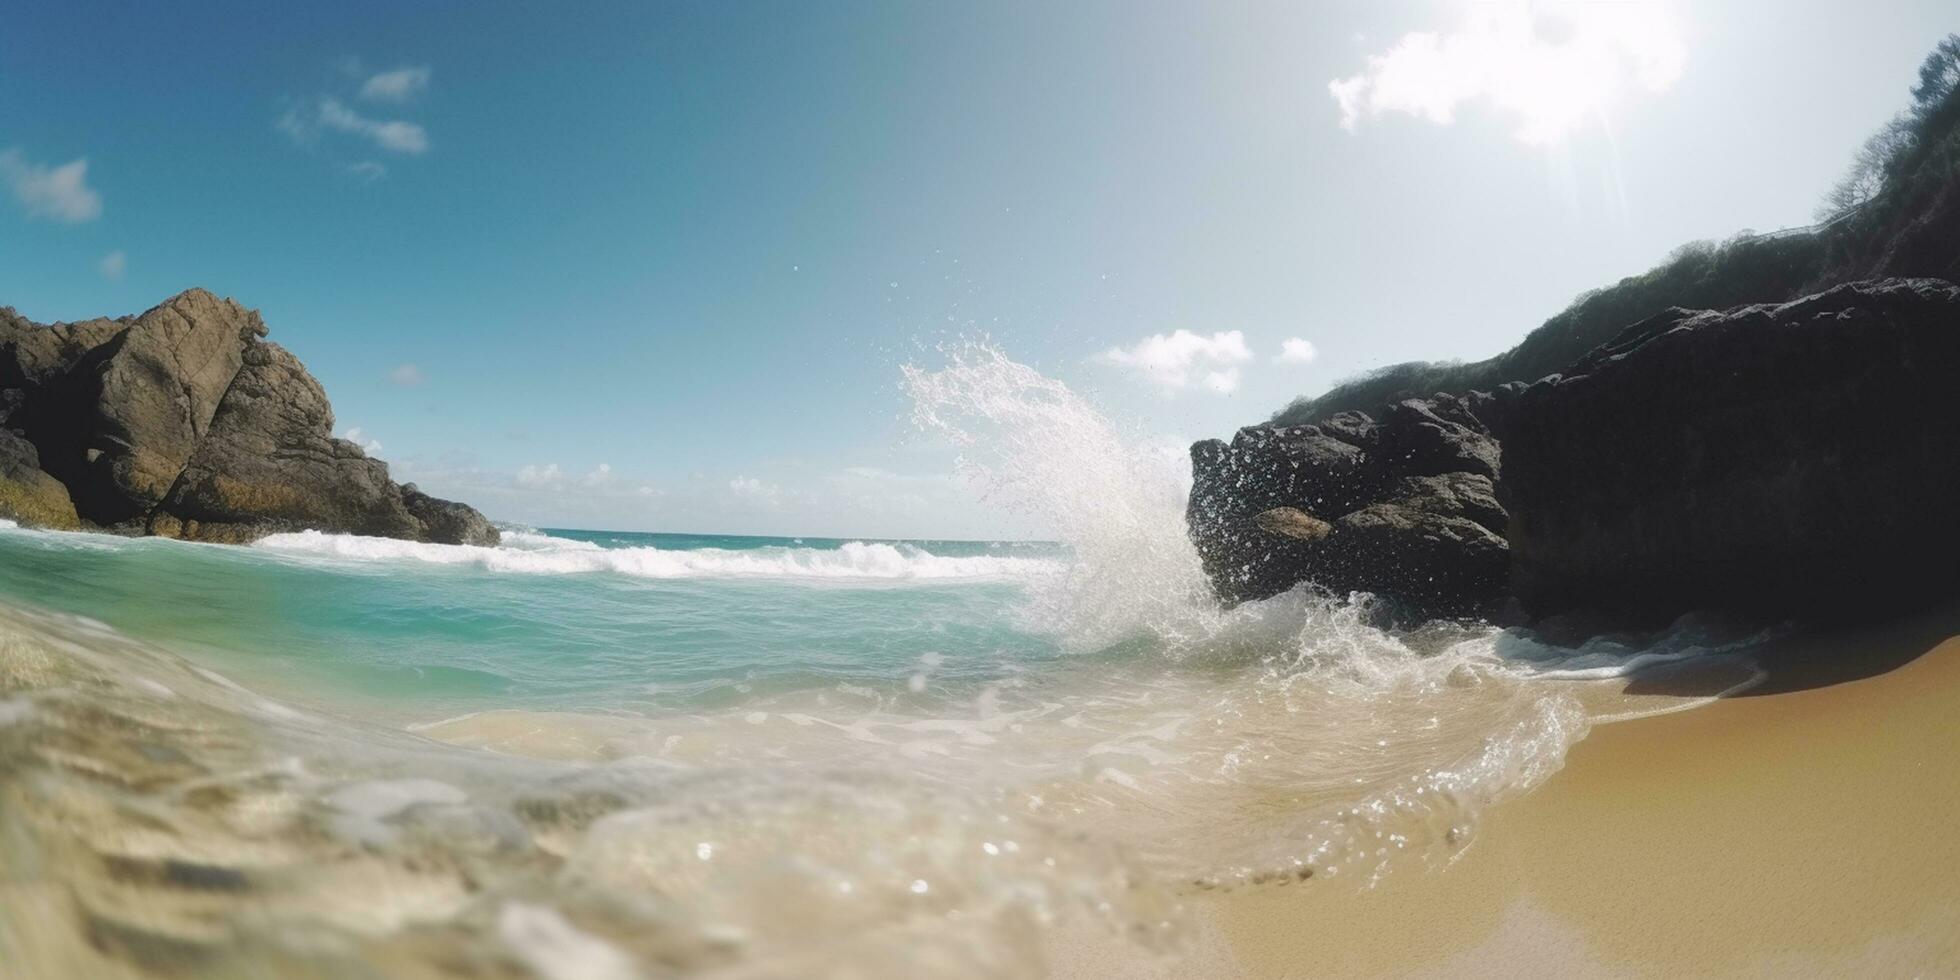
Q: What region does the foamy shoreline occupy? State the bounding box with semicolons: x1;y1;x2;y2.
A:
1052;603;1960;977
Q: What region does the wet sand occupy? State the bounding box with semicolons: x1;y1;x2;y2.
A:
1054;602;1960;978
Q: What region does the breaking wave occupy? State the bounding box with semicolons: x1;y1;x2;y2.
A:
254;529;1063;582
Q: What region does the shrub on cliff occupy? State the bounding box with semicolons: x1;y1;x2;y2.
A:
1272;231;1825;426
1814;33;1960;287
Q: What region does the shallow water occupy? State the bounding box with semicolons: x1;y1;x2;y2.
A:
0;346;1771;978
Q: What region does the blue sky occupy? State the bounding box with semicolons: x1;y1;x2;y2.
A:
2;1;1952;538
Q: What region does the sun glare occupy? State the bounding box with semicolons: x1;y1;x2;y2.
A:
1333;0;1687;144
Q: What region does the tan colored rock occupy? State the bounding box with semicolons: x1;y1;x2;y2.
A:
1253;507;1333;541
83;289;266;520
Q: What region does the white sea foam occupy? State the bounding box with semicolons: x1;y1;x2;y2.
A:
323;777;470;845
497;903;638;980
0;698;33;727
253;529;1061;582
1491;612;1783;680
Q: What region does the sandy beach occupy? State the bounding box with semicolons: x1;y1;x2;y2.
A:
1055;602;1960;978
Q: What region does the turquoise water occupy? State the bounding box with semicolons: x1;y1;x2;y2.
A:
0;525;1070;722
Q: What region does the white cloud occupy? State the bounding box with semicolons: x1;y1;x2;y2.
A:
360;66;431;103
386;454;1034;540
729;476;780;503
582;463;615;487
826;465;962;518
281;62;433;174
1201;370;1241;393
276;107;315;144
1095;329;1252;395
282;98;428;155
1276;337;1318;364
318;97;429;154
0;149;103;223
388;363;426;386
516;463;564;487
99;249;126;280
342;426;384;455
1329;0;1686;145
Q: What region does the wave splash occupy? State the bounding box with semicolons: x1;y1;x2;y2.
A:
903;343;1219;651
892;342;1762;886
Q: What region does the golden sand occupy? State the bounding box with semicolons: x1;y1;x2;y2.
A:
1053;603;1960;978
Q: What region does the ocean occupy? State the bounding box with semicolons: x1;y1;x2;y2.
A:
0;347;1766;977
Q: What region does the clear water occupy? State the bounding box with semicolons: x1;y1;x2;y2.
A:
0;344;1767;978
0;526;1071;723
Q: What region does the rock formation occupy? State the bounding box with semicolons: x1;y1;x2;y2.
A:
1187;394;1511;619
0;289;498;546
1502;278;1960;620
1190;278;1960;625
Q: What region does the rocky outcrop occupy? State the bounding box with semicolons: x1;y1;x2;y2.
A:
156;339;425;543
1502;278;1960;619
0;289;497;546
86;290;261;523
401;484;499;549
1187;394;1511;619
1190;277;1960;626
0;428;78;529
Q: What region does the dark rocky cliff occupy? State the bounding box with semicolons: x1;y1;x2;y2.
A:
1189;278;1960;625
0;289;497;546
1187;396;1509;619
1502;278;1960;620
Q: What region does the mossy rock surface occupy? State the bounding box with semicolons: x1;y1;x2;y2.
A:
0;475;80;530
